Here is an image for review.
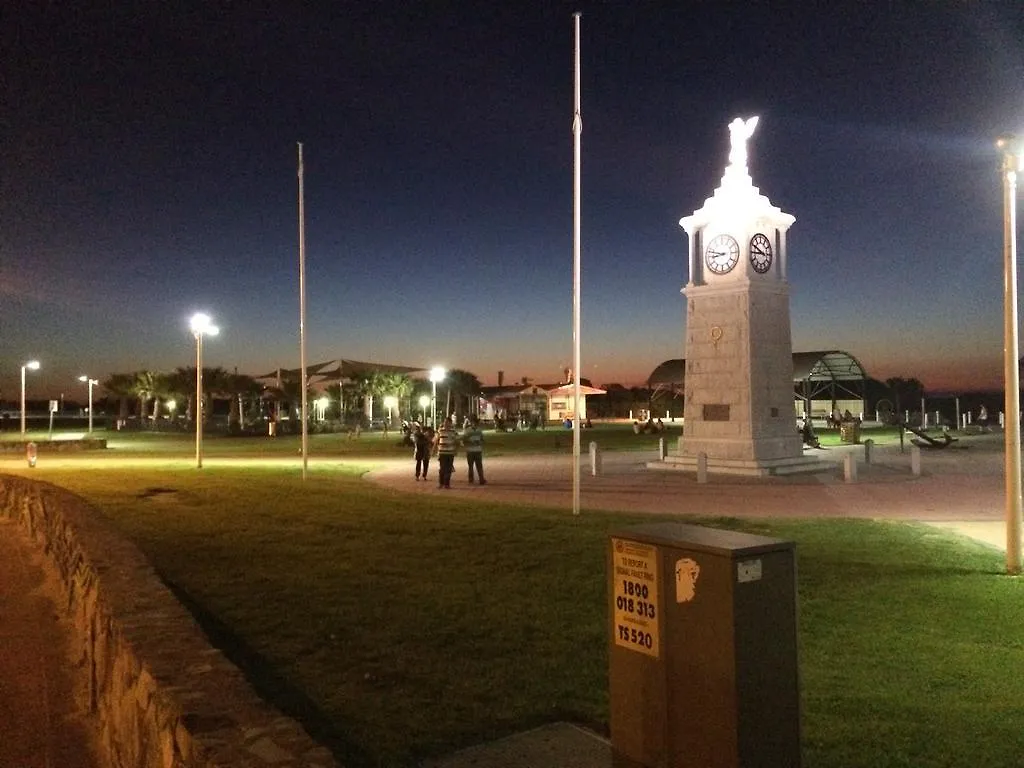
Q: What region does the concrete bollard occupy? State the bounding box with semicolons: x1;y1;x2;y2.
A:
697;452;708;484
843;453;858;483
1000;412;1006;428
590;441;602;476
863;438;874;465
658;437;668;460
911;444;922;476
26;442;38;468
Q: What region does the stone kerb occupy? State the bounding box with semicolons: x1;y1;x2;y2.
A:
0;475;337;768
0;438;108;453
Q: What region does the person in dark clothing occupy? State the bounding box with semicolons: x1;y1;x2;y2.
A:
413;423;431;480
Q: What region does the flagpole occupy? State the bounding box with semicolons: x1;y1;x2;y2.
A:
298;142;309;480
572;12;582;516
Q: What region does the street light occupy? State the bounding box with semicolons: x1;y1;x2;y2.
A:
429;366;446;427
419;394;430;424
997;134;1022;574
190;312;219;468
78;376;98;435
20;360;40;436
315;396;329;421
383;395;397;427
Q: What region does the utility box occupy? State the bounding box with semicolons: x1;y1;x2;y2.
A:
608;522;800;768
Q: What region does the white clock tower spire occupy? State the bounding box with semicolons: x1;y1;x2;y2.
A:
660;117;828;475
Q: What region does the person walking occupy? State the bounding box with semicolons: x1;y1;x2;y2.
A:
412;423;431;481
462;416;486;484
433;417;458;489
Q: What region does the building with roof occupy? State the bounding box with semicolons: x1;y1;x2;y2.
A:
648;350;868;421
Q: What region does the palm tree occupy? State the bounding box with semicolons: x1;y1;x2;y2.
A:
101;373;135;423
165;367;196;422
377;372;414;422
201;367;232;426
441;369;483;423
221;372;262;432
130;370;158;425
885;377;925;425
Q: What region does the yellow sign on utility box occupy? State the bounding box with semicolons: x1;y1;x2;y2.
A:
611;538;660;659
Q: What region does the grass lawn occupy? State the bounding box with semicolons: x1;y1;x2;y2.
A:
4;427;1015;766
2;421;908;458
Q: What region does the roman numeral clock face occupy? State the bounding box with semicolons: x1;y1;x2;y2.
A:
704;234;739;275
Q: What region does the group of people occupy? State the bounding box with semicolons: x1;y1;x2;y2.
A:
411;416;486;488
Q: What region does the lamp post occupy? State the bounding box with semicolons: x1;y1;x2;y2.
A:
383;395;397;427
78;376;98;435
419;394;430;425
20;360;40;436
997;134;1022;574
190;312;219;469
429;366;446;427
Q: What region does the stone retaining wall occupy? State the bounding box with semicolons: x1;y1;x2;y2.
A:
0;476;338;768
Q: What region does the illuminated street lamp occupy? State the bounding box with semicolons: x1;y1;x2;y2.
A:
20;360;40;436
997;134;1022;574
315;396;329;421
419;394;430;424
77;375;98;435
429;366;446;427
383;395;397;427
190;312;219;469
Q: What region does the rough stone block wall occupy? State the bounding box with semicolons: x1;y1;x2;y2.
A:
0;475;338;768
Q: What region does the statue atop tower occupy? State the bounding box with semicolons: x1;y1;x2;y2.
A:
727;116;759;172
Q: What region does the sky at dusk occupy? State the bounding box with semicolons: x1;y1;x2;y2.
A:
3;1;1024;401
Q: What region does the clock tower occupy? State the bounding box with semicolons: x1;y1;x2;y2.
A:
667;117;822;475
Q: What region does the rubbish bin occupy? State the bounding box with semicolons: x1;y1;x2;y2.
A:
840;421;861;444
609;522;801;768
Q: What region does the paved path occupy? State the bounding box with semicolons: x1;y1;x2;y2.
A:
366;434;1011;550
0;518;98;768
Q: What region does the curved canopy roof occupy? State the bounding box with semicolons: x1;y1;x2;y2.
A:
648;350;866;387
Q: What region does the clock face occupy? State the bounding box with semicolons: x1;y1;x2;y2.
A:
749;233;773;274
704;234;740;275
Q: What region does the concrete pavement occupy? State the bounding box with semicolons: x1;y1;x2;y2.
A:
366;433;1012;552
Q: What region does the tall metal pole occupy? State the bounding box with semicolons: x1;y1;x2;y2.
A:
571;12;582;516
298;142;309;480
87;379;94;435
20;366;27;436
998;134;1022;573
195;332;204;468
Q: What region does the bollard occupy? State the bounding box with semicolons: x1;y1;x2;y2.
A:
911;444;922;476
863;438;874;465
26;442;38;468
843;453;858;483
658;437;668;460
1000;412;1006;428
697;452;708;484
589;441;602;476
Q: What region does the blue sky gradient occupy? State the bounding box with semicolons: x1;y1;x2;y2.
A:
3;2;1023;399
